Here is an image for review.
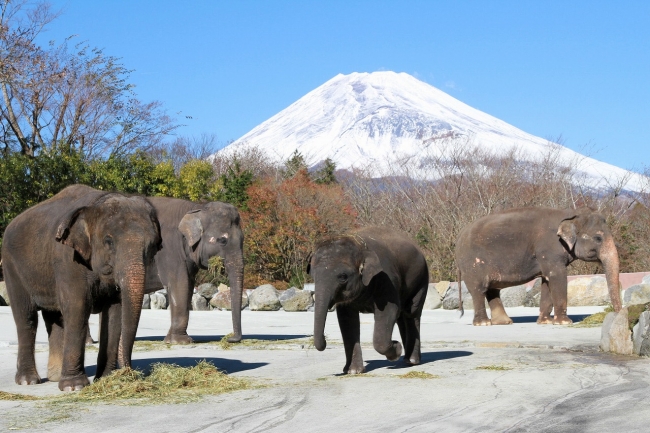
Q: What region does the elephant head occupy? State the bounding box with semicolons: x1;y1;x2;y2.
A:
178;202;244;342
308;236;382;351
557;210;622;312
56;193;162;368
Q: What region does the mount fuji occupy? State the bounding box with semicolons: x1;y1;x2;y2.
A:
218;71;645;192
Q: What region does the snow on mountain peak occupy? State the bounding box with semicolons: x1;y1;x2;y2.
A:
218;71;646;192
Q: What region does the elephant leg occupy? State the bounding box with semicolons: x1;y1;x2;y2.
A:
486;289;512;325
547;270;572;325
537;278;554;324
336;305;364;374
11;297;41;385
42;310;64;382
373;302;402;362
466;278;490;326
58;296;90;391
95;302;121;380
399;315;421;365
164;273;194;345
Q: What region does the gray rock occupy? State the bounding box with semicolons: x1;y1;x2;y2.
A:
632;311;650;357
303;283;315;292
433;281;450;298
209;288;249;311
500;284;527;307
249;284;281;311
150;292;168;310
623;284;650;306
442;282;476;310
192;293;210;311
423;288;442;310
0;281;9;306
197;283;219;299
642;275;650;285
157;288;168;295
142;293;151;309
279;287;314;312
523;279;542;308
601;307;633;355
567;276;610;306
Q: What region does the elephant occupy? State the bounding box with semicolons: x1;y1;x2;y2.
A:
455;207;622;326
1;185;162;391
309;226;429;374
144;197;245;344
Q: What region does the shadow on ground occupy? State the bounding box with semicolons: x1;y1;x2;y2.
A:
85;357;268;377
364;350;473;372
510;314;591;324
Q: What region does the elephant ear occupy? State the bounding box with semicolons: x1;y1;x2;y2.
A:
55;207;92;264
557;217;578;251
179;209;203;250
360;249;382;286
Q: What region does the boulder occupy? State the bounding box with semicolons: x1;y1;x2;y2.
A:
192;293;210;311
423;288;442;310
632;311;650;357
150;292;168;310
197;283;219;299
142;293;151;309
433;281;450;298
303;283;315;292
642;275;650;285
567;276;610;306
279;287;314;312
600;307;633;355
523;279;542;308
500;284;527;308
0;281;9;306
209;288;249;311
442;282;478;310
249;284;281;311
623;284;650;306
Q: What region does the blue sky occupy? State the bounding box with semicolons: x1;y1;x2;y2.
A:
41;1;649;172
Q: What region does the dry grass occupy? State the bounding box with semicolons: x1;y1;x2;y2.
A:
0;391;40;401
54;361;252;405
475;365;512;371
397;371;440;379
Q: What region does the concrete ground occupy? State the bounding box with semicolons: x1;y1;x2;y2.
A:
1;305;649;432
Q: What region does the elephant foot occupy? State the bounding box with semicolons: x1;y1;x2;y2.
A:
164;333;194;345
344;363;365;375
404;355;421;366
553;315;573;325
537;315;553;325
58;375;90;392
227;333;242;343
48;368;62;382
384;341;403;362
473;317;492;326
15;371;41;386
490;316;513;325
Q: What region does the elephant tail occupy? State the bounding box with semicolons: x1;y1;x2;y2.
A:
457;268;464;318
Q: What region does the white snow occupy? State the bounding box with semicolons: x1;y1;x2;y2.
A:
216;71;646;192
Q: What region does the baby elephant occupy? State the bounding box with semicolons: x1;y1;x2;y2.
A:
309;226;429;374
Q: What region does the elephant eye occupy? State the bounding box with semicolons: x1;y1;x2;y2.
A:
103;235;114;249
593;235;603;243
217;236;228;245
337;273;348;283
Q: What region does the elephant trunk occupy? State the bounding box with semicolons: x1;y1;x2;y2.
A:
313;287;331;351
117;258;146;368
600;234;622;312
225;251;244;343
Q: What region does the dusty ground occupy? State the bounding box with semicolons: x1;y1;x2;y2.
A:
1;306;649;432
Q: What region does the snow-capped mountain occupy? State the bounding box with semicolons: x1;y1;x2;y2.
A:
218;71;646;192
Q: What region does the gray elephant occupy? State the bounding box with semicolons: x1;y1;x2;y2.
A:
309;226;429;374
1;185;161;391
145;197;245;344
455;207;622;326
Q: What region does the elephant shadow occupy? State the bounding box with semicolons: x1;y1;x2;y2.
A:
510;313;591;324
363;350;473;373
84;357;268;377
